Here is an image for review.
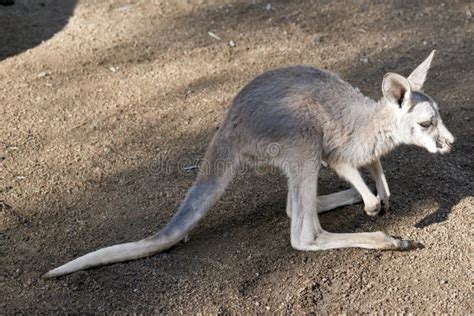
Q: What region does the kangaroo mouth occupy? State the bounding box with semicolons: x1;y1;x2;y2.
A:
436;139;452;154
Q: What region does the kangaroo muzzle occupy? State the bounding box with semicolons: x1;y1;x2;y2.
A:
436;136;454;154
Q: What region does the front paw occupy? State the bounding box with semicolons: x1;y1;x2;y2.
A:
364;197;381;216
379;196;390;214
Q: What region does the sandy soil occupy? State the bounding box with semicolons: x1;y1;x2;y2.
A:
1;0;473;313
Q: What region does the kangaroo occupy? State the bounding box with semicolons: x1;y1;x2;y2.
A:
44;50;454;278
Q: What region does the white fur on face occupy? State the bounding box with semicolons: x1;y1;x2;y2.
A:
398;96;454;154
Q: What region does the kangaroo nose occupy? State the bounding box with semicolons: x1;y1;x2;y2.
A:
444;136;455;146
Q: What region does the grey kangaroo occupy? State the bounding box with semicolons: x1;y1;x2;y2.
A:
44;50;454;278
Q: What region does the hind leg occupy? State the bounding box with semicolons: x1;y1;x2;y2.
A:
288;163;417;251
317;188;362;213
288;165;323;248
286;187;361;218
286;179;295;218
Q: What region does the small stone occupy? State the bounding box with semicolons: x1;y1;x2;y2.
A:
37;71;50;78
265;3;271;10
207;31;221;41
229;40;235;47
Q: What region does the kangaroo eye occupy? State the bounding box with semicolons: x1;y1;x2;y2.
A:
419;121;432;128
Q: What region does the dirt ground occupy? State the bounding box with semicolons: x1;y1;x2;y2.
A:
1;0;473;313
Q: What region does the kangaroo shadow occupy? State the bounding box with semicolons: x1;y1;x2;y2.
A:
0;0;77;60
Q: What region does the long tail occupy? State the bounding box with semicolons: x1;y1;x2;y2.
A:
43;135;237;278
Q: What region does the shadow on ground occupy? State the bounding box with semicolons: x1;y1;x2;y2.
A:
0;0;77;60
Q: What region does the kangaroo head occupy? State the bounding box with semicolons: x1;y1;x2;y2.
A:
381;50;454;154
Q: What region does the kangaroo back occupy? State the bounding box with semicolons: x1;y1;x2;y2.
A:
43;132;237;278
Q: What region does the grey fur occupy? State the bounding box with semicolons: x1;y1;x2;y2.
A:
44;50;454;278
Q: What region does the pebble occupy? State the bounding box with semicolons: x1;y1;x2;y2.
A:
207;31;221;41
37;71;50;78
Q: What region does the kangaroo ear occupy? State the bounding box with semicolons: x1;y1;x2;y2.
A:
407;50;435;91
382;73;412;109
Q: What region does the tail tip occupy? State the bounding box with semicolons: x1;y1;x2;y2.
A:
42;271;53;279
42;268;64;279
